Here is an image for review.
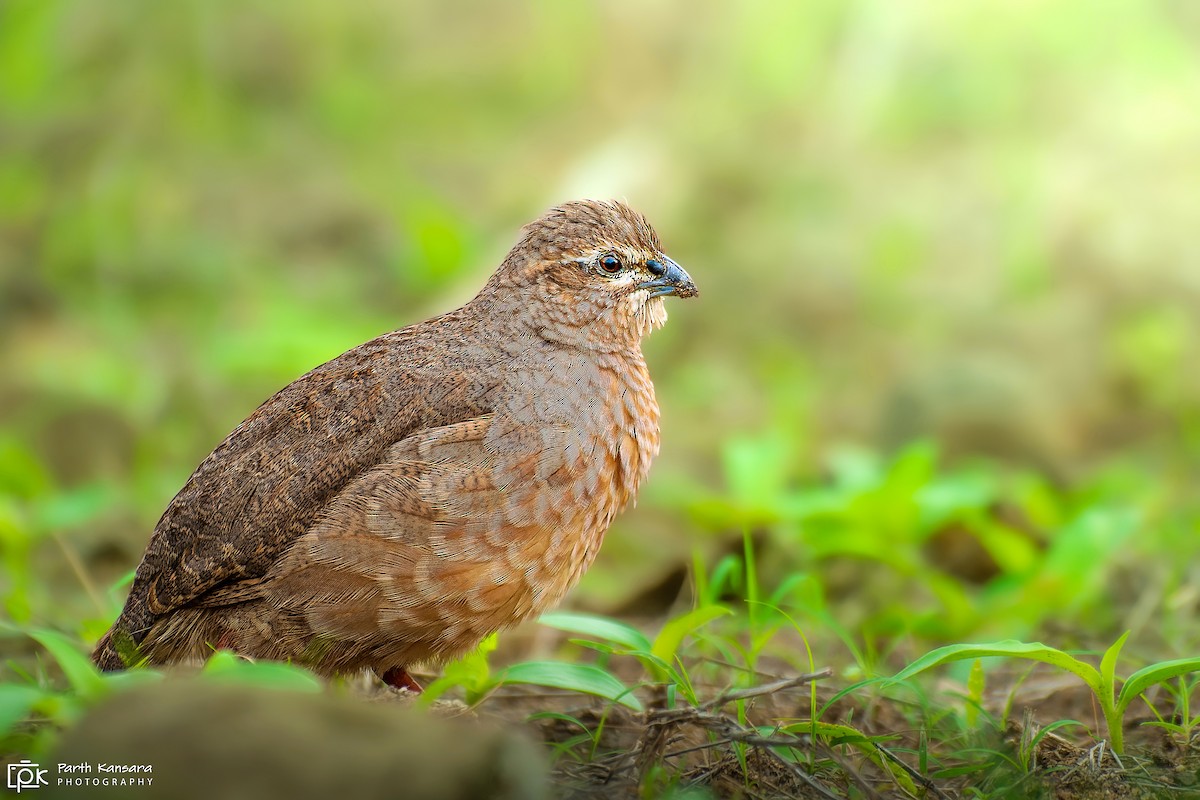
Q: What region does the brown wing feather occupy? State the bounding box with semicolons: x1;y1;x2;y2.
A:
107;316;497;652
257;413;576;672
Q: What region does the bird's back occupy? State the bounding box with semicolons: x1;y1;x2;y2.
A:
94;309;497;668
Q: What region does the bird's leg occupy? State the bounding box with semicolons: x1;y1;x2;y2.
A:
379;666;423;694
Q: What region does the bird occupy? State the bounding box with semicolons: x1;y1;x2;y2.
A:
93;199;697;692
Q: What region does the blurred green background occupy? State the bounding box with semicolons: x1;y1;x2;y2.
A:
2;0;1198;654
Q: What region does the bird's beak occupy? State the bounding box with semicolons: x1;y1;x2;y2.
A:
638;256;698;299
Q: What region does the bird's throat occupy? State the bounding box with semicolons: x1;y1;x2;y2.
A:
631;293;668;338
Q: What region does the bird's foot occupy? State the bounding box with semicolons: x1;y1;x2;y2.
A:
380;666;423;694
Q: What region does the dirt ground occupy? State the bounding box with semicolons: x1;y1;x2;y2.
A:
429;663;1200;800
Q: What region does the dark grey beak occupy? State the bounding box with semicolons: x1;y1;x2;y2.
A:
639;256;698;299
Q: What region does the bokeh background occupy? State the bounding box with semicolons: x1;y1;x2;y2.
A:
3;1;1198;658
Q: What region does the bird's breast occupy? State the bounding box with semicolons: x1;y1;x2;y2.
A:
490;351;660;613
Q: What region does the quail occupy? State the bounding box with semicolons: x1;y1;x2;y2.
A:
93;200;697;690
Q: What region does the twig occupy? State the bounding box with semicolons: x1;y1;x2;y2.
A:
662;737;735;760
874;744;950;800
52;531;106;615
701;670;833;711
694;655;784;679
692;716;844;800
813;739;882;800
732;734;844;800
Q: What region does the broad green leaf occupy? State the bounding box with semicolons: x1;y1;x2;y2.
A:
0;684;42;734
818;677;887;719
201;651;323;693
538;611;652;652
890;640;1101;693
421;633;497;705
651;605;732;676
494;661;642;711
782;720;877;743
78;617;116;646
916;473;994;529
1117;658;1200;715
974;519;1041;575
29;629;107;698
1099;631;1128;711
1040;509;1136;599
101;670;164;692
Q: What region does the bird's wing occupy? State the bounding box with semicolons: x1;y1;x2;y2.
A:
256;412;588;667
115;326;494;642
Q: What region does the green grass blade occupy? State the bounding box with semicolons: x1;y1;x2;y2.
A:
1099;631;1128;712
421;633;498;705
100;670;164;692
889;640;1101;692
780;721;915;795
651;605;731;669
538;611;653;652
494;661;643;711
200;651;323;693
1117;658;1200;716
966;658;985;729
28;629;107;698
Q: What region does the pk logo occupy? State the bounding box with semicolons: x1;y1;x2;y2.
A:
7;760;49;793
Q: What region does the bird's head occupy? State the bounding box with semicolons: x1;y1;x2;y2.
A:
485;200;697;351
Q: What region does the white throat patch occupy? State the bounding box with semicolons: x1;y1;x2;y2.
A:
629;291;668;337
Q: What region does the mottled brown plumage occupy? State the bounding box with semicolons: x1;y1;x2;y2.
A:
93;200;697;686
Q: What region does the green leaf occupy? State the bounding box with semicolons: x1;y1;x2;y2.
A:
525;710;594;736
700;555;744;605
785;720;875;743
1040;509;1137;599
781;721;915;795
651;605;732;672
101;670;164;692
966;659;985;729
494;661;642;711
1099;631;1128;712
33;483;118;532
722;434;792;512
1024;719;1089;763
29;629;107;698
110;569;137;592
890;640;1101;694
0;684;42;734
421;633;497;705
538;611;652;652
201;651;323;693
1117;658;1200;716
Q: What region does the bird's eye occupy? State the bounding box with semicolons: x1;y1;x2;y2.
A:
598;254;623;274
